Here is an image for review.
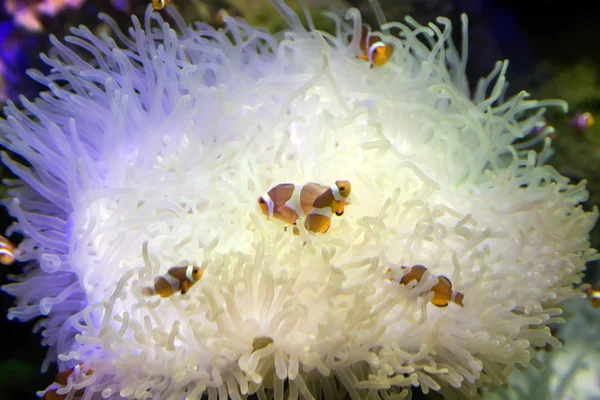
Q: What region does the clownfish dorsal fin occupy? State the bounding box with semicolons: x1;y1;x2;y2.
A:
438;275;452;289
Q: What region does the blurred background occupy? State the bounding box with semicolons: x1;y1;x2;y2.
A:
1;0;598;399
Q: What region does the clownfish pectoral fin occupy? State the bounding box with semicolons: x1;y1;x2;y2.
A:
305;213;331;234
180;280;190;295
275;205;299;224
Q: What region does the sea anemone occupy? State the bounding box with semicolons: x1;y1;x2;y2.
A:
1;1;597;399
483;298;600;400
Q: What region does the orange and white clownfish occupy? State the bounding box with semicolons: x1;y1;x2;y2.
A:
585;284;600;308
258;182;329;226
141;264;204;298
304;180;351;234
0;235;16;265
151;0;169;10
570;112;595;135
355;26;393;67
388;265;464;307
43;364;94;400
215;8;231;25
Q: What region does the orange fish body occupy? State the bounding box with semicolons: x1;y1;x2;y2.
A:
142;265;204;298
355;26;393;67
44;365;93;400
151;0;169;10
0;236;15;265
570;112;595;135
399;265;464;307
215;8;230;25
304;181;351;234
44;391;66;400
399;264;427;285
258;183;328;225
586;286;600;308
431;276;465;307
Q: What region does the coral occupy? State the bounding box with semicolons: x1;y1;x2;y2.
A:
0;1;597;399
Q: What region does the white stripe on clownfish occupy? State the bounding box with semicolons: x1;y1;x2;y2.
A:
330;184;345;202
0;236;15;265
367;41;386;65
304;180;351;234
185;264;199;282
308;206;333;218
260;193;275;219
258;182;327;226
165;272;182;292
142;264;204;298
151;0;169;10
284;184;306;218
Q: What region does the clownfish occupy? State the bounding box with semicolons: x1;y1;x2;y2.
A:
355;26;393;67
141;264;204;298
585;284;600;308
570;112;595;135
215;8;231;25
388;265;464;307
43;364;94;400
258;181;352;235
258;182;328;226
0;235;15;265
151;0;169;10
304;180;351;234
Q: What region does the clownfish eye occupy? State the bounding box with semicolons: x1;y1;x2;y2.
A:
258;197;266;204
336;181;351;197
192;267;202;279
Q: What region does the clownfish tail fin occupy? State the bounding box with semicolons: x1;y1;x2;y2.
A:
453;292;465;307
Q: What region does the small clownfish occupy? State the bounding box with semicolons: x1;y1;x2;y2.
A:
258;182;330;227
355;26;393;67
151;0;169;10
0;235;16;265
388;265;464;307
304;180;351;234
141;264;204;298
585;284;600;308
43;364;94;400
533;120;556;139
570;112;595;135
215;8;231;26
